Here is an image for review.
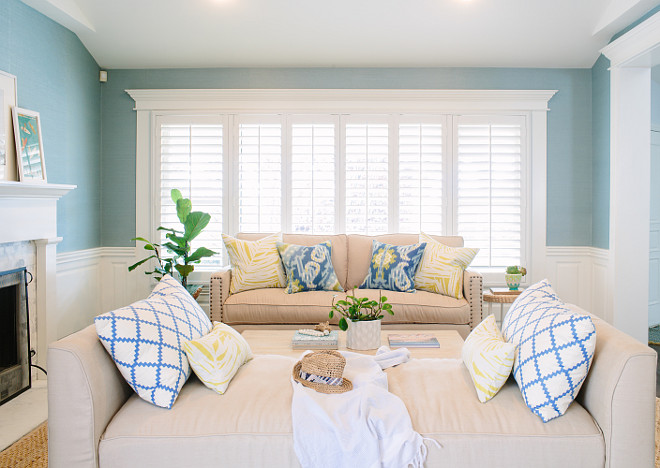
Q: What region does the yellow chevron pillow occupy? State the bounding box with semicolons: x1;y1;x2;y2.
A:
462;315;515;403
414;233;478;299
222;233;286;294
183;322;253;395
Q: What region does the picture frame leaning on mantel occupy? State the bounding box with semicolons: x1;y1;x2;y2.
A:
0;70;18;181
12;107;47;183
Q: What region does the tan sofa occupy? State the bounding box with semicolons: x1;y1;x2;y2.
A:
210;233;483;337
48;307;656;467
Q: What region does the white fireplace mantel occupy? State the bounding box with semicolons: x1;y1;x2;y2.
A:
0;180;76;374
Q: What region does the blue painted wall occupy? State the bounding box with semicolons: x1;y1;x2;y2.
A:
591;55;610;249
0;0;101;252
101;67;593;247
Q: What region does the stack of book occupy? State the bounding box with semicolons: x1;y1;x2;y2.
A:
291;330;339;350
388;333;440;348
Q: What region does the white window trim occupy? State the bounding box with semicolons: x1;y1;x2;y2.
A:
128;88;556;288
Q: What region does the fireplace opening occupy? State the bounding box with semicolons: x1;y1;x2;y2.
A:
0;267;30;405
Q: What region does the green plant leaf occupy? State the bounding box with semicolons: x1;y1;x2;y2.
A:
183;212;211;242
132;236;151;243
176;197;192;224
174;264;194;278
128;255;156;272
171;189;182;204
187;247;216;263
163;242;188;256
143;244;155;250
338;317;348;331
158;227;182;234
166;233;187;248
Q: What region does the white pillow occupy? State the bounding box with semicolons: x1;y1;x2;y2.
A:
462;315;515;403
501;279;596;422
95;275;212;408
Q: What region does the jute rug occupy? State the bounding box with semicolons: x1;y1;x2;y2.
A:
0;406;659;467
0;421;47;468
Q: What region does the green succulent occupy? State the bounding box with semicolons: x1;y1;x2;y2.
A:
506;265;527;276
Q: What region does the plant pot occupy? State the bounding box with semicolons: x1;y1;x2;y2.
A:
346;319;382;350
505;273;522;290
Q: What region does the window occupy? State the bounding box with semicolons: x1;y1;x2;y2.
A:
157;116;223;266
135;88;553;280
456;116;524;269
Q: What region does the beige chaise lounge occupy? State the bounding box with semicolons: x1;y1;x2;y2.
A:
47;306;656;467
210;233;483;337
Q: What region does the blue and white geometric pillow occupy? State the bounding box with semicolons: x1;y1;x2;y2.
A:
501;279;597;422
359;241;427;293
95;275;212;409
276;241;343;294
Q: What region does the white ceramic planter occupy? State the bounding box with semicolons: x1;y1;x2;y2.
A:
346;319;382;350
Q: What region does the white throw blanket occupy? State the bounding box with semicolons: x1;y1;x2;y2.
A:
291;350;427;468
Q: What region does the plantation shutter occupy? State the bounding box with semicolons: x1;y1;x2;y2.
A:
158;118;224;266
456;116;524;269
290;121;336;234
237;121;282;232
344;122;389;235
398;122;444;234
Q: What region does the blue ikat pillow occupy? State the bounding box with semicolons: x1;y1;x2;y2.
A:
359;241;426;293
277;241;343;294
501;279;596;422
95;275;212;409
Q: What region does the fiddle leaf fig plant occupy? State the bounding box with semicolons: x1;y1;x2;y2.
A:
129;189;216;296
329;289;393;331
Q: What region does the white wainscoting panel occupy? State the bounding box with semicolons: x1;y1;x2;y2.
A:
545;247;611;320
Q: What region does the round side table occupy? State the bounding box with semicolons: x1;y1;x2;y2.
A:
483;291;523;324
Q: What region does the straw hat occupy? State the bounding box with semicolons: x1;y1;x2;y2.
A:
292;350;353;394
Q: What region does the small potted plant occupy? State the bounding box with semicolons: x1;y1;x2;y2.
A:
505;266;527;291
329;290;393;350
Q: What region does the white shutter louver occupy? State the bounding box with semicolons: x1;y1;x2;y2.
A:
160;122;223;267
399;123;444;234
456;118;523;269
238;123;282;232
291;123;336;234
345;123;389;235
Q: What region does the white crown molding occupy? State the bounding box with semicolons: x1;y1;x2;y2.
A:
601;10;660;67
0;181;76;199
126;89;558;113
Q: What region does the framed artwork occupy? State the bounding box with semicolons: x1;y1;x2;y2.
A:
0;71;18;181
12;107;46;182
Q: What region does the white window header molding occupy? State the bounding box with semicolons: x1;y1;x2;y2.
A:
126;89;557;113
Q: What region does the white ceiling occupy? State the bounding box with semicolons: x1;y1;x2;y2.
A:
20;0;660;69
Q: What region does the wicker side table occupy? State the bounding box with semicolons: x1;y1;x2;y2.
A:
483;290;523;324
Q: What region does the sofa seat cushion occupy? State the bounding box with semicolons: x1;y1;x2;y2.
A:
223;289;339;325
223;288;471;325
100;355;603;468
351;288;471;325
99;355;299;468
389;359;604;468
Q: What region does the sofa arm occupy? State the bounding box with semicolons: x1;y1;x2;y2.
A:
210;268;231;322
463;269;483;330
48;324;132;468
573;308;657;468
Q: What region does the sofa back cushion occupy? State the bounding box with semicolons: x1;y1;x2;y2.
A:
346;234;464;290
237;233;349;290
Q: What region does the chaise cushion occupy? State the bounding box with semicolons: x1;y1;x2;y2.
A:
99;355;603;468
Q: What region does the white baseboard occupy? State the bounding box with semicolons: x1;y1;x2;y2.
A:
545;246;611;321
